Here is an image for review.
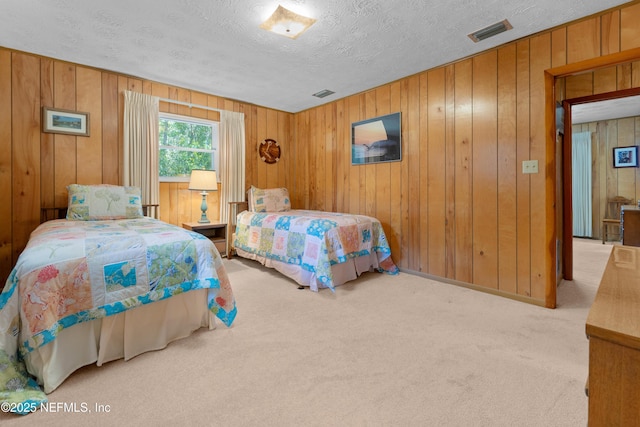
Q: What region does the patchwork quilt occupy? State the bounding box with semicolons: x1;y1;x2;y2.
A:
0;218;236;414
234;210;399;291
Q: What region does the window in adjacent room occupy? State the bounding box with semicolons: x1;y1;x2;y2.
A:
158;113;219;182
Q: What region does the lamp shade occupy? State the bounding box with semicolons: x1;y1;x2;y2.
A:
188;169;218;191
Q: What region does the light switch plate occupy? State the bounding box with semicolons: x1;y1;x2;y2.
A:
522;160;538;174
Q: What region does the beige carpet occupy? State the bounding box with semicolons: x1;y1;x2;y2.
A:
0;238;612;426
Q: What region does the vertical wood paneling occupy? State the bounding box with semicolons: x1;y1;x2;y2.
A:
40;59;55;210
325;103;336;212
348;97;360;214
335;99;347;213
621;3;640;51
256;107;267;187
117;76;128;186
278;110;290;190
0;49;12;282
594;67;618;94
567;17;601;64
595;123;606;238
294;110;309;208
566;73;594;98
633;62;640;88
454;59;473;282
12;53;41;262
602;10;621;55
444;65;456;279
472;51;499;289
427;68;446;278
398;82;410;269
617;118;636;196
516;40;532;297
102;73;119;185
406;75;421;271
53;62;77;207
316;106;326;210
418;73;429;273
358;94;367;216
606;122;620;214
375;85;391;243
497;45;518;293
389;82;403;262
364;90;377;218
618;63;632;89
529;33;551;300
76;67;102;184
245;104;258;198
551;28;567;68
266;108;278;189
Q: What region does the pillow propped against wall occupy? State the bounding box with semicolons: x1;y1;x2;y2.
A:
248;186;291;212
66;184;143;220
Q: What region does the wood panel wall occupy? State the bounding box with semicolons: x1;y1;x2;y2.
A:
291;2;640;307
572;116;640;240
0;49;292;284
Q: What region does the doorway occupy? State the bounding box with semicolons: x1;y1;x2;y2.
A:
558;85;640;281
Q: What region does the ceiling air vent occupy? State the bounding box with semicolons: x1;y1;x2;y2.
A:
312;89;335;98
468;19;512;43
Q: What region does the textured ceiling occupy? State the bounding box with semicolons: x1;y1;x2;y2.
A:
0;0;632;113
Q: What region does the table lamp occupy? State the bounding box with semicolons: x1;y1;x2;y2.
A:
188;169;218;223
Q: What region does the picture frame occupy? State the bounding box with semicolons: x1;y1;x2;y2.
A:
42;107;90;136
613;145;638;168
352;112;401;165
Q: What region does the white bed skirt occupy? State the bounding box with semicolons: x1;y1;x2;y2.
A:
235;248;380;291
24;289;214;393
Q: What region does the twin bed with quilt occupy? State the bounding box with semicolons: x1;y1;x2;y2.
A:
230;186;398;292
0;184;236;413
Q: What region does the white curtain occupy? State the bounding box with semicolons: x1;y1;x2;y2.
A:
572;131;592;237
123;91;160;219
219;110;246;223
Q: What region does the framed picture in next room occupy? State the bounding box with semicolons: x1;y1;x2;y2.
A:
613;145;638;168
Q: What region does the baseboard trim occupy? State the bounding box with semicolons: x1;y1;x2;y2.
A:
397;268;548;308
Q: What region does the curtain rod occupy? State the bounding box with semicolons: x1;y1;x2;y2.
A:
157;97;223;113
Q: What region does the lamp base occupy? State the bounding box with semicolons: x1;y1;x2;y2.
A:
198;191;210;223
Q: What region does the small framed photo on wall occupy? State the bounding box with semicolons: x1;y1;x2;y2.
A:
613;145;638;168
42;107;90;136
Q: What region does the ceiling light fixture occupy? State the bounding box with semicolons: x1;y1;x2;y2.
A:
468;19;513;43
260;5;316;39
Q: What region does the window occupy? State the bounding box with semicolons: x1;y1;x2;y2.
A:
158;113;219;182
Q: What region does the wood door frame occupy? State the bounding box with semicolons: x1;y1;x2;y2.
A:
545;47;640;292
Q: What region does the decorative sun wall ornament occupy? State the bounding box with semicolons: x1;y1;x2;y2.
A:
259;139;281;164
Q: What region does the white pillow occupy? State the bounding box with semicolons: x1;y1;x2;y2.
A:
66;184;143;220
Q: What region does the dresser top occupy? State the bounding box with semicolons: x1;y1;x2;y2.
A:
586;245;640;349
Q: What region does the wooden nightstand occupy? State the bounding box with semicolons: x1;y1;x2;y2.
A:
183;222;227;257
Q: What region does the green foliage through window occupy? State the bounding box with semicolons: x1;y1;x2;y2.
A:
159;114;218;180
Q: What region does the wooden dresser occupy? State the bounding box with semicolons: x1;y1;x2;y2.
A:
586;245;640;425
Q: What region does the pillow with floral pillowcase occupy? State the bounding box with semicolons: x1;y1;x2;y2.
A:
66;184;144;220
248;186;291;212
